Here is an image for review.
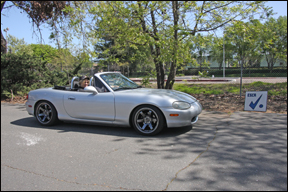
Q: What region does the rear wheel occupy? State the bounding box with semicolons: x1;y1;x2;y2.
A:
35;101;58;126
132;105;165;136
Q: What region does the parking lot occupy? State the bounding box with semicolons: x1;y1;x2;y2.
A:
1;103;287;191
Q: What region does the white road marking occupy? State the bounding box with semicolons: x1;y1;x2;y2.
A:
17;132;46;146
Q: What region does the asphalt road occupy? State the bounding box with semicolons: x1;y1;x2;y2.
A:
1;103;287;191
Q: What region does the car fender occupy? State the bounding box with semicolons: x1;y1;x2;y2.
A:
29;88;66;118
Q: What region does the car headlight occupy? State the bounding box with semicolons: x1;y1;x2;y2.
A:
172;101;191;110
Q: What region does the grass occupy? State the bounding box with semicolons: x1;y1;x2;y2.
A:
173;81;287;96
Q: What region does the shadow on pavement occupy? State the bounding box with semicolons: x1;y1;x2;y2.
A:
10;117;192;138
166;112;287;191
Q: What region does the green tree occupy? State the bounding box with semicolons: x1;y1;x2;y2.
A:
259;16;287;71
29;44;78;72
1;53;68;98
225;20;262;69
87;1;271;89
189;34;213;71
29;44;58;63
50;1;97;63
3;36;80;90
209;34;235;69
6;34;33;55
94;32;153;75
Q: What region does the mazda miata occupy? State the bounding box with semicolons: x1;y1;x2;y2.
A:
25;72;202;135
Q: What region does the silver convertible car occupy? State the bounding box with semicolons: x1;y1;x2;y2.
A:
25;72;202;136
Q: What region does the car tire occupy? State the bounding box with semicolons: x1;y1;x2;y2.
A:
35;101;59;126
132;105;165;136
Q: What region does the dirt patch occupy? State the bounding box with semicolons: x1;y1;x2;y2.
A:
1;94;287;114
1;96;27;104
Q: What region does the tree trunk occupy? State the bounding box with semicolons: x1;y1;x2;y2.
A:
165;61;177;89
155;45;165;89
165;1;179;89
150;8;166;89
150;44;165;89
138;2;164;89
270;54;276;73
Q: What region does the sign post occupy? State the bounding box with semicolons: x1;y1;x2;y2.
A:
244;91;268;112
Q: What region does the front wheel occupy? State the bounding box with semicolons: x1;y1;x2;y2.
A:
132;105;165;136
35;101;58;126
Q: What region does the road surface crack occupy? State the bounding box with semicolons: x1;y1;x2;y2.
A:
1;163;143;191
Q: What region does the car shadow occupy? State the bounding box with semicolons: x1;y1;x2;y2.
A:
10;117;192;138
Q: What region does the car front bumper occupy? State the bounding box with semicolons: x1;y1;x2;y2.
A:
162;101;202;128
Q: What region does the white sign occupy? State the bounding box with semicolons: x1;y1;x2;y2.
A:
244;91;268;112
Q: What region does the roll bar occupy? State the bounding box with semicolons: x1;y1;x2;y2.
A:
89;76;94;86
71;76;79;89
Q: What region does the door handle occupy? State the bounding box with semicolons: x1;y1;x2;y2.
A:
68;96;75;100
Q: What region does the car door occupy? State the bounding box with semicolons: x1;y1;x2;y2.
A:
63;91;115;121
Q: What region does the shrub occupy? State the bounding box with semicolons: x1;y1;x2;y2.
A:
1;53;69;98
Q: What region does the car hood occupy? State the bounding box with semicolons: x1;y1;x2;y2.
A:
122;88;198;103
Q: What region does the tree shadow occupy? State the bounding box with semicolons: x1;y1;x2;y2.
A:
162;112;288;191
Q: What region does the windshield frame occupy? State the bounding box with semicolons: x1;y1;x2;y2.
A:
99;72;140;91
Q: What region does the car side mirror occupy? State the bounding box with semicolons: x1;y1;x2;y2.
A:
84;86;98;95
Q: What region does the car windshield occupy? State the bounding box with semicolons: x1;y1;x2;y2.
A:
100;73;140;91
